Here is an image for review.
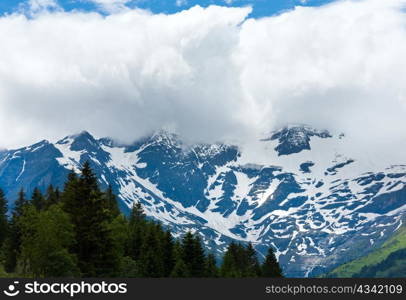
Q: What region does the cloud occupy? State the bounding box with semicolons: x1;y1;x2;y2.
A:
19;0;61;15
85;0;131;13
0;5;251;148
236;0;406;147
176;0;188;7
0;0;406;152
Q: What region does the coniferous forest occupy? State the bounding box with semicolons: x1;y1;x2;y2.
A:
0;162;283;278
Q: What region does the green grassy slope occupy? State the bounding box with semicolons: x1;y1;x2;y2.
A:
353;248;406;277
326;226;406;278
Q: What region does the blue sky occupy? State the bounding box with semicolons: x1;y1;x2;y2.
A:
0;0;337;18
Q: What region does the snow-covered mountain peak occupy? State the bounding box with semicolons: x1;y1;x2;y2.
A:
264;124;333;156
1;126;406;277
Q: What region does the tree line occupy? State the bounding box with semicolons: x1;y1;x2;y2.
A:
0;162;283;278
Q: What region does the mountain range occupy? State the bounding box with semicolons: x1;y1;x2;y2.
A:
0;124;405;277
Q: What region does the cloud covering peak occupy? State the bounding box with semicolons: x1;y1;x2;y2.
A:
0;0;406;149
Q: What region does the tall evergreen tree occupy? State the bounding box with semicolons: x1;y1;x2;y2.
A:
104;185;120;218
14;188;28;217
261;247;283;277
171;240;189;278
191;235;206;277
44;185;60;209
170;259;189;278
205;253;218;277
61;171;79;218
220;242;264;277
181;232;206;277
129;202;145;226
220;241;242;277
108;214;131;277
162;230;175;277
62;162;120;277
4;188;28;273
127;202;147;260
0;189;8;247
245;242;261;277
138;223;164;277
31;188;45;210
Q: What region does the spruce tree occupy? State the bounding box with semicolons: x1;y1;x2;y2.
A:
14;188;28;217
62;162;119;277
261;247;283;277
44;185;60;209
181;232;206;277
4;188;28;273
205;253;218;277
31;188;45;210
138;223;164;277
127;202;147;260
170;259;189;277
104;185;120;218
61;171;79;217
191;235;206;277
162;230;175;277
129;202;145;226
118;256;139;277
245;242;261;277
0;189;8;247
220;241;242;277
180;232;195;275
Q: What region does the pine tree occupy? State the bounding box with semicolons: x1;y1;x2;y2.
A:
245;242;261;277
170;240;186;277
61;171;79;219
108;214;130;266
0;189;8;247
162;230;175;277
220;241;242;277
127;202;147;260
220;242;264;277
170;259;189;277
62;162;120;277
14;188;28;217
118;256;139;277
129;202;145;226
180;232;206;277
104;185;120;218
180;232;195;275
138;223;164;277
44;185;60;209
205;253;218;277
261;247;283;277
3;188;28;273
191;235;206;277
31;188;45;210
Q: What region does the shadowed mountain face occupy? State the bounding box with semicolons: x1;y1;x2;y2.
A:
1;125;405;277
265;125;332;156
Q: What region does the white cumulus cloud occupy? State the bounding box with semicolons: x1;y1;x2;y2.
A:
0;0;405;152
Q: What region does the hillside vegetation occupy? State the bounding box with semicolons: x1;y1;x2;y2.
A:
327;226;406;277
0;162;283;278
